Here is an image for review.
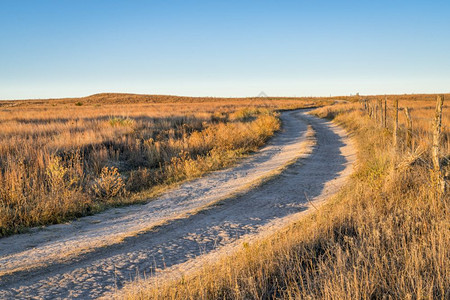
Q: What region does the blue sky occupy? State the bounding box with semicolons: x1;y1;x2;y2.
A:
1;1;449;99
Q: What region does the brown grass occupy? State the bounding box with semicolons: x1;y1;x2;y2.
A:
0;94;329;236
118;98;449;299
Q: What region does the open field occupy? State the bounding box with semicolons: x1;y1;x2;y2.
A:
0;93;448;299
118;97;449;299
0;94;331;236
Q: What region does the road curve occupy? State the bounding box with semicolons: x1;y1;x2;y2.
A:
0;110;356;299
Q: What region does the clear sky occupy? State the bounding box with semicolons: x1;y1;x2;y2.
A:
1;1;449;99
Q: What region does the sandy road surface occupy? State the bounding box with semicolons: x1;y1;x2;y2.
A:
0;110;355;299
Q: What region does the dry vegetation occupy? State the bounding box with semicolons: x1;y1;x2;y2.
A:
0;94;329;236
119;96;449;299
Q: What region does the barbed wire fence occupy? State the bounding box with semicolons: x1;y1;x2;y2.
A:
359;95;448;196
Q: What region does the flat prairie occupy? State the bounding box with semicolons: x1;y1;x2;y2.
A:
0;93;329;236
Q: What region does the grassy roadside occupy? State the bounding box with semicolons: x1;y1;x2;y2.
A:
0;108;281;236
118;103;449;299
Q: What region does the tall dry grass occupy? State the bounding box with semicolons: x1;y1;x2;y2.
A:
119;100;449;299
0;94;326;236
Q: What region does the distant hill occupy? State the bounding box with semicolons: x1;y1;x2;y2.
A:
1;92;449;108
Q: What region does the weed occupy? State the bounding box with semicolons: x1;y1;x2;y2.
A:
92;167;125;201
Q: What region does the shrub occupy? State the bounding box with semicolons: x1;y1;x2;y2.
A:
92;167;125;201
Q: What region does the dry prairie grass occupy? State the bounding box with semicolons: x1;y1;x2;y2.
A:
119;99;449;299
0;94;328;236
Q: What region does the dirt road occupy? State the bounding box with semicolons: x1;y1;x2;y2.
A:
0;110;355;299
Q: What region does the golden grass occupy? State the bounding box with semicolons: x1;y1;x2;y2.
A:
118;100;449;299
0;94;329;236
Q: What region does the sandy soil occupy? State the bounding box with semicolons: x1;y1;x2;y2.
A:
0;110;356;299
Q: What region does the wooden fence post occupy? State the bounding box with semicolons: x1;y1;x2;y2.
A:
393;99;398;149
371;100;375;120
375;100;379;122
384;96;387;128
432;95;444;193
378;98;383;127
372;100;375;119
372;101;376;119
404;107;412;150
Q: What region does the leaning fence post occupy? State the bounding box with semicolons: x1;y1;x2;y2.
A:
432;95;445;193
393;99;399;149
384;95;387;128
404;107;412;150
